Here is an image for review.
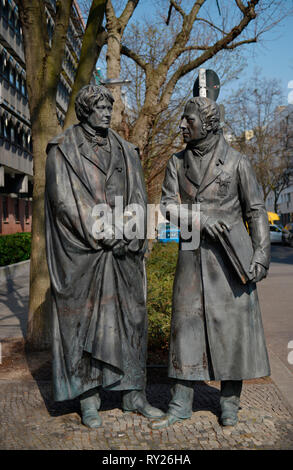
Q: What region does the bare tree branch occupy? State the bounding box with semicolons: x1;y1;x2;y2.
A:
195;17;228;35
159;0;259;109
119;0;140;32
121;44;148;72
235;0;247;14
170;0;186;19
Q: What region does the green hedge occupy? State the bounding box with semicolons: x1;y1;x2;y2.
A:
0;232;31;266
146;242;178;352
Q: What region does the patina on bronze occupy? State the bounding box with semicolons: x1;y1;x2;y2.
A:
45;84;164;428
151;97;271;429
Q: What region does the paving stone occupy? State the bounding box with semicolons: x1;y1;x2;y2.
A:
0;361;293;450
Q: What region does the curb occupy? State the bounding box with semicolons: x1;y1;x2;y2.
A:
267;347;293;416
0;260;30;285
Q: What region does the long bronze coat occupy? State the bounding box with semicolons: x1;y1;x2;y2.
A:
161;134;271;381
45;125;148;401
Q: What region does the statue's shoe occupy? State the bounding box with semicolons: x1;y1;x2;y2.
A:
80;395;102;428
149;413;183;429
81;408;102;428
220;411;238;427
123;402;165;419
220;402;239;427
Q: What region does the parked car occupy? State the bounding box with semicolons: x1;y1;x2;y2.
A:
284;223;293;247
269;223;289;245
157;222;180;243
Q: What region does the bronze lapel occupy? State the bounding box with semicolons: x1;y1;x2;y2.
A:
79;138;108;175
106;136;124;182
197;135;228;195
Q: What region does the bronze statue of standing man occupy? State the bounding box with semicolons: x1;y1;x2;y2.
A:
151;97;271;429
45;85;163;428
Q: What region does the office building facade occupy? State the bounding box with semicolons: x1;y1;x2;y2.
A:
0;0;84;235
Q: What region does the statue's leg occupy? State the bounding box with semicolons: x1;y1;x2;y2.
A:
149;380;194;429
220;380;243;426
80;387;102;428
122;389;164;419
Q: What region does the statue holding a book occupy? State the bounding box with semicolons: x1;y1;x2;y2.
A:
151;97;271;429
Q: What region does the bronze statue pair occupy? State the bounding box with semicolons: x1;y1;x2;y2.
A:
45;85;270;429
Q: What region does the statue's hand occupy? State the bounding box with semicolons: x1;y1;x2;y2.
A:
202;217;230;240
249;261;267;282
100;238;120;250
98;225;121;250
112;240;128;258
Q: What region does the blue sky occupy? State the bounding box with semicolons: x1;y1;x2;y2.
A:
228;11;293;105
94;0;293;105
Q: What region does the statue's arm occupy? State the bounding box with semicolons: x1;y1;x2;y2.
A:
45;145;101;251
160;155;202;233
160;155;182;224
237;154;270;270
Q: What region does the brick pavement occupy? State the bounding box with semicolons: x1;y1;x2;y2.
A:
0;346;293;450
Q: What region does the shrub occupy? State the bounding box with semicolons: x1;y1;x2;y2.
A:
0;232;31;266
146;242;178;352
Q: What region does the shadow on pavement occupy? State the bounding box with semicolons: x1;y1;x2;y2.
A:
0;277;29;338
24;348;221;422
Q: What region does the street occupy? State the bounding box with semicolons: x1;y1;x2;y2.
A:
258;244;293;375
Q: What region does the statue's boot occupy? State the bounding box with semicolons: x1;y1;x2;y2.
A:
80;389;102;428
149;380;194;429
149;412;183;429
122;390;164;419
220;380;242;427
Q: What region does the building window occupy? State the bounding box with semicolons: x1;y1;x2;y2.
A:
3;61;9;81
15;72;21;91
25;200;30;222
16;127;22;146
2;2;9;22
14;198;20;223
10;124;15;143
21;78;27;97
9;63;15;85
2;196;8;222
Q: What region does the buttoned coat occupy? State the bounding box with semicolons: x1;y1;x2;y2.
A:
45;124;148;401
161;133;271;381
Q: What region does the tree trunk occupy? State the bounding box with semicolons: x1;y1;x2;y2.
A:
106;32;124;133
26;102;61;350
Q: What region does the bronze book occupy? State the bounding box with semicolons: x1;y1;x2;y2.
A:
217;221;254;284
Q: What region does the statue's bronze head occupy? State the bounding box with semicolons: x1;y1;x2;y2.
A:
75;85;115;125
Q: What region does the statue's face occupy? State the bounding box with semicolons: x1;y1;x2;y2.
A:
87;97;113;130
180;103;206;143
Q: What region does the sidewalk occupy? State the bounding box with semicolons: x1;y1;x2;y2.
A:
0;250;293;450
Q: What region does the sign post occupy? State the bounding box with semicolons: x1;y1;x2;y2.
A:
193;69;220;101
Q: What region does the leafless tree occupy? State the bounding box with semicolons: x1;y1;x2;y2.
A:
224;74;293;211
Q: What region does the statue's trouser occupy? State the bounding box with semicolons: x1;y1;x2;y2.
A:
122;389;149;410
167;379;243;419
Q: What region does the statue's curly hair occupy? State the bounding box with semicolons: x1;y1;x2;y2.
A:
186;97;221;134
75;84;114;123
